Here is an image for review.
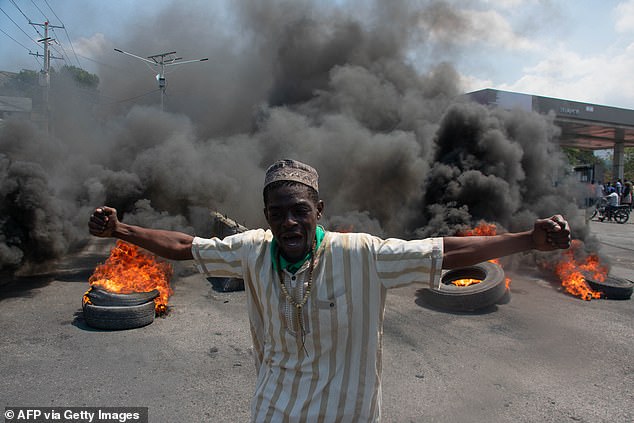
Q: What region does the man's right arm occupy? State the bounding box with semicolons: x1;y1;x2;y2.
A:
88;206;194;260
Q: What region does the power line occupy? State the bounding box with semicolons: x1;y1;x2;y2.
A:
31;24;44;39
32;55;43;67
29;0;49;21
0;6;39;47
27;0;61;56
62;27;80;67
75;52;121;70
43;0;81;67
114;48;208;111
8;0;46;47
0;25;41;67
50;28;72;64
102;88;161;106
42;0;62;25
9;0;31;23
35;84;160;107
11;0;77;69
10;0;46;41
0;26;31;51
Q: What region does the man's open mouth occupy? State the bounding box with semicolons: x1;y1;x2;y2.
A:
281;233;305;251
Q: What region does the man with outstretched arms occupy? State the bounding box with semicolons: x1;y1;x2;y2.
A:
89;159;571;422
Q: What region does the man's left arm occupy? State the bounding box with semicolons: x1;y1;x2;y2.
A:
441;215;571;269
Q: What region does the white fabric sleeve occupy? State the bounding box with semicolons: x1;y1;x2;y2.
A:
191;232;251;279
375;237;443;289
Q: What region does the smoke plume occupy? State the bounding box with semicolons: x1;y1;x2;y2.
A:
0;0;593;272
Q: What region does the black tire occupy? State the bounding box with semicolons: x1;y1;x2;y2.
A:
86;286;159;306
420;262;506;311
586;277;633;300
613;209;629;224
83;302;155;330
208;277;245;292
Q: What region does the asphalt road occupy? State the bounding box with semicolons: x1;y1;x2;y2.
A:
1;219;632;422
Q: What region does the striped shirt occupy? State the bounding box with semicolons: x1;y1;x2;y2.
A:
192;229;443;422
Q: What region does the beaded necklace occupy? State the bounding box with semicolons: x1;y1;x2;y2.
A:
276;237;316;353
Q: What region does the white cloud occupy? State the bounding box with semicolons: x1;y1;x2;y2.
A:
479;0;535;10
615;0;634;33
419;7;538;51
459;72;495;93
496;43;634;108
73;33;112;58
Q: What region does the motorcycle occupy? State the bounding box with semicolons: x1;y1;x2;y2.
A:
589;198;630;224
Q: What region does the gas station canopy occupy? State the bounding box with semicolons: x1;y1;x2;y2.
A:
468;88;634;150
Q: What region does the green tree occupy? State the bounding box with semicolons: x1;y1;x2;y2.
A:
1;69;39;98
58;65;99;89
562;147;602;166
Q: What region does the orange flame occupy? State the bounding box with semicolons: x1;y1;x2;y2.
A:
458;222;498;237
553;240;605;301
86;241;173;313
452;278;482;287
456;222;512;288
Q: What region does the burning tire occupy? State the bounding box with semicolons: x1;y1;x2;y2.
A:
85;286;159;306
585;276;633;300
420;262;506;311
82;301;156;330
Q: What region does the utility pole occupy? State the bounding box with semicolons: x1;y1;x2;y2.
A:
114;48;208;112
29;21;63;135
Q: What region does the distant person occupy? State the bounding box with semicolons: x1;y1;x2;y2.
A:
594;180;605;206
604;189;620;220
616;178;623;195
605;189;619;206
88;159;571;422
621;180;632;211
587;180;596;207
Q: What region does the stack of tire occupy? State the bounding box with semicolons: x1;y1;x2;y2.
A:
83;286;159;330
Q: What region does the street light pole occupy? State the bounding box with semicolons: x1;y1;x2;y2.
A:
114;48;208;112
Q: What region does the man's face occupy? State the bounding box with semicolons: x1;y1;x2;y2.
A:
264;184;324;262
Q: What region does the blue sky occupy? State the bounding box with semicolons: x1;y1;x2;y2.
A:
1;0;634;109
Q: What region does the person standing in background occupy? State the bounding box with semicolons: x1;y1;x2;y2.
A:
615;179;623;196
621;180;632;211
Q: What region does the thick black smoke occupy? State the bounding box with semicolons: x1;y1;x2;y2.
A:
0;0;594;272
